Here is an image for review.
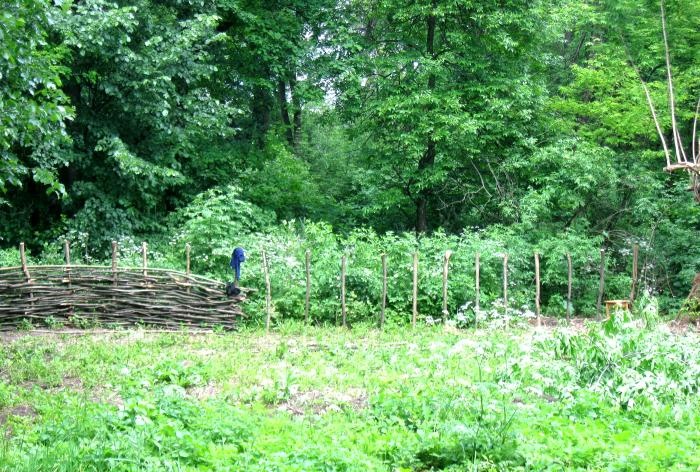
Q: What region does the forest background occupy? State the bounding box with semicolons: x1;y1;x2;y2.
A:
1;0;698;323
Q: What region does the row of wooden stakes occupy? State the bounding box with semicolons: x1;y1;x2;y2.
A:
258;245;641;333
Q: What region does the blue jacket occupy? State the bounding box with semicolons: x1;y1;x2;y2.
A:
230;247;245;280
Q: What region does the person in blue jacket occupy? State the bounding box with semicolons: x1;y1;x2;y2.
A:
230;247;245;287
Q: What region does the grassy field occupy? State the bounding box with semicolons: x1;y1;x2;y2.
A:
0;320;699;471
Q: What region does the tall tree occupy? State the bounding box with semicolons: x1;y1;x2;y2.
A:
0;0;73;203
329;0;550;232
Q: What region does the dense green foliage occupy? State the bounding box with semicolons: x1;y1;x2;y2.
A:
1;322;699;470
1;0;698;318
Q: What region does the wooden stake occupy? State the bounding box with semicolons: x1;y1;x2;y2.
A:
262;250;272;334
412;252;418;328
380;253;387;329
64;240;72;284
65;240;73;316
596;249;606;320
442;250;452;322
19;242;33;314
64;240;71;267
535;252;541;326
185;243;191;293
475;252;480;325
566;253;572;322
341;255;347;327
503;253;509;325
142;242;148;278
111;241;118;309
305;250;311;324
111;241;118;278
630;244;639;303
19;242;30;281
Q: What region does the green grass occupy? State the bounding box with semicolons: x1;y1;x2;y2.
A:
0;321;698;471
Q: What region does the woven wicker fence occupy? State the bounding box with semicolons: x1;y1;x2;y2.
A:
0;263;245;331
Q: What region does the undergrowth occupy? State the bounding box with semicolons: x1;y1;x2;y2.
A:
0;321;698;471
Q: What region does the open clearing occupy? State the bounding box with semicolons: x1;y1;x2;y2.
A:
0;321;699;471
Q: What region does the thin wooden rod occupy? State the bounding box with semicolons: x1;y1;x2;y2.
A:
630;244;639;303
262;251;272;334
442;250;452;322
142;242;148;278
503;253;508;325
566;253;572;322
412;252;418;328
305;250;311;324
535;252;541;327
380;253;387;329
341;255;347;327
475;252;480;325
596;249;606;320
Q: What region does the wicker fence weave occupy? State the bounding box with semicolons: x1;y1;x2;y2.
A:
0;265;245;331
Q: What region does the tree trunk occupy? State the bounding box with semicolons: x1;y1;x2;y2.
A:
251;84;273;148
290;75;302;151
416;1;437;234
277;79;294;147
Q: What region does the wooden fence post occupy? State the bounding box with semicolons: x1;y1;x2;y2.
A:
19;243;30;282
596;249;606;320
412;252;418;328
111;241;118;277
262;250;272;334
380;253;387;329
64;240;71;267
64;239;71;283
535;252;541;327
64;240;72;317
630;243;639;303
111;241;118;309
185;243;191;294
503;253;509;326
442;250;452;323
475;252;480;326
341;255;347;327
566;253;572;322
142;242;148;278
19;242;33;315
305;250;311;324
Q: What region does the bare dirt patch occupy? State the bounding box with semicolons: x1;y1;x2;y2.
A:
277;387;368;416
187;383;222;400
0;404;37;427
